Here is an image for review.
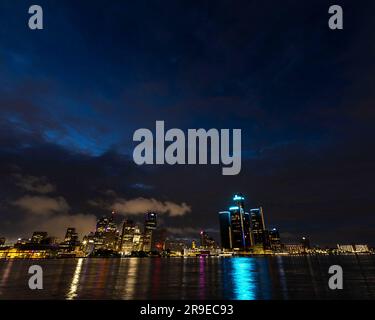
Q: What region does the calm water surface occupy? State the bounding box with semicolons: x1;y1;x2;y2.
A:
0;256;374;300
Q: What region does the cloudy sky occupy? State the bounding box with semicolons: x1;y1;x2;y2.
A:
0;0;374;245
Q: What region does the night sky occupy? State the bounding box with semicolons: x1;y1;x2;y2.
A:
0;0;374;246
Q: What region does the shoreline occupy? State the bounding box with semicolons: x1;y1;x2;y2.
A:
0;252;373;260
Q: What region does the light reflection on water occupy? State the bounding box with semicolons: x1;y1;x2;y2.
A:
230;258;256;300
0;255;374;300
199;257;206;300
66;258;83;300
123;258;139;299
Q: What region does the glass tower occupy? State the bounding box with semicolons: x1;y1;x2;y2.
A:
250;207;266;246
219;194;251;250
143;212;157;251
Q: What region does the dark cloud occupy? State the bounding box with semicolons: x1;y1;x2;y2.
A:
12;195;69;215
13;174;56;194
113;197;191;217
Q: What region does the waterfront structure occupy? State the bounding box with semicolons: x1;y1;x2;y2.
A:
30;231;48;244
219;211;232;249
153;227;167;251
60;228;79;252
165;238;188;254
269;228;281;251
64;228;79;243
354;244;370;253
119;219;144;255
337;244;370;253
93;212;119;250
143;212;157;251
0;237;5;246
219;194;251;250
249;207;266;247
16;238;29;245
301;236;311;250
191;240;196;249
233;194;251;249
283;244;305;254
199;230;217;249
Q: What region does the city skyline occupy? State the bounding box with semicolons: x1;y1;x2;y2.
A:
0;193;372;255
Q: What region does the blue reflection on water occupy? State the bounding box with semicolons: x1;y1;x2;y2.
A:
231;258;256;300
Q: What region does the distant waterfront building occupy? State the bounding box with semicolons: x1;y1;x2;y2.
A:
249;207;266;247
64;228;78;243
301;236;311;250
119;219;137;255
153;227;167;251
354;244;370;253
219;211;232;249
0;237;5;246
143;212;157;251
337;244;370;253
199;230;217;249
165;238;188;254
191;240;196;249
337;244;355;253
284;244;305;254
60;228;79;252
93;212;119;250
31;231;48;244
269;228;281;251
16;238;29;245
132;228;143;252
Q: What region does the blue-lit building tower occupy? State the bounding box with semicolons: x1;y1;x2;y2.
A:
219;194;251;250
219;211;231;249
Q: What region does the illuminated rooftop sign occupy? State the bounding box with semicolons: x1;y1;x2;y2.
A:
233;195;245;201
229;206;239;211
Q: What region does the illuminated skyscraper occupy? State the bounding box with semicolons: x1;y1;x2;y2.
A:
64;228;79;243
94;211;119;250
31;231;48;244
269;228;281;251
219;194;251;250
219;211;232;249
199;230;217;249
143;212;157;251
61;227;79;251
250;207;266;246
119;219;139;255
117;221;143;254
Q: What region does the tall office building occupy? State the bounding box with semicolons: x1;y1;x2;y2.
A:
31;231;48;244
64;228;79;244
119;219;137;255
61;227;79;251
94;211;119;250
199;230;217;249
219;211;232;249
232;194;251;249
219;194;251;250
143;212;157;251
250;207;266;246
269;228;281;251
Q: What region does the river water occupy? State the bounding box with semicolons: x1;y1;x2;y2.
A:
0;255;374;300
